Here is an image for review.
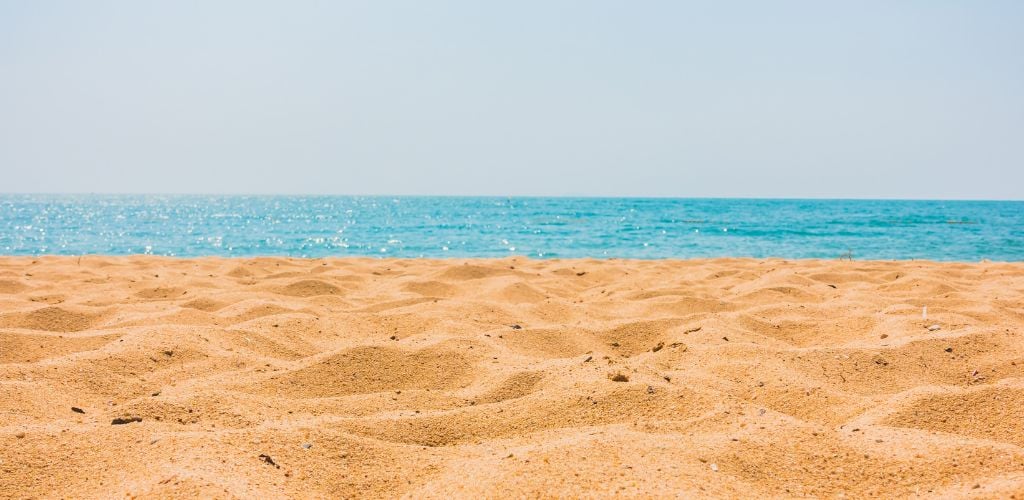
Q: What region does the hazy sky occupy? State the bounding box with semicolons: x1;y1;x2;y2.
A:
1;1;1022;198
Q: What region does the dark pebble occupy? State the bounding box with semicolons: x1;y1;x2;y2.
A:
111;416;143;425
259;454;280;468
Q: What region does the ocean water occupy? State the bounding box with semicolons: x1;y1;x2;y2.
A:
0;195;1021;261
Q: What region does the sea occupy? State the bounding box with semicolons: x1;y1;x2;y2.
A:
1;195;1021;261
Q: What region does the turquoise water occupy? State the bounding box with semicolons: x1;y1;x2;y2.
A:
0;195;1021;261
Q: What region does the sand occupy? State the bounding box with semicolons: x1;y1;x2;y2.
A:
1;256;1023;498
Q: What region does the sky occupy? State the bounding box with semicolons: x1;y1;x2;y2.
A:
1;1;1022;199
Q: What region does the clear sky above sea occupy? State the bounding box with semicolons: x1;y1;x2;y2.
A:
1;1;1022;199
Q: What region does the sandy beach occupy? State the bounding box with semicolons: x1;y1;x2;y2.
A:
1;256;1022;498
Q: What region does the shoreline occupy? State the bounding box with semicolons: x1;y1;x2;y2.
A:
3;254;1021;263
2;256;1023;496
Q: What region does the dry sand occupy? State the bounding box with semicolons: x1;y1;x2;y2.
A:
1;256;1023;498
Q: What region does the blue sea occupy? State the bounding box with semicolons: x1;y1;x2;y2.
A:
0;195;1021;261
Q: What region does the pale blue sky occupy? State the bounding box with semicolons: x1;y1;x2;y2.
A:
1;1;1022;199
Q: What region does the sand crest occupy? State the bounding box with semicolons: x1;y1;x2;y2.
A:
1;256;1023;498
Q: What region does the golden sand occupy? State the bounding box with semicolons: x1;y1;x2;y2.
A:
1;256;1022;498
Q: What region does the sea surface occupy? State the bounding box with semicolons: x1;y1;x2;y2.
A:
1;195;1021;261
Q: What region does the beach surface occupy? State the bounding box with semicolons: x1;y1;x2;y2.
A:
1;256;1022;498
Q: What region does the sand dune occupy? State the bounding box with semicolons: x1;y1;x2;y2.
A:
1;256;1022;498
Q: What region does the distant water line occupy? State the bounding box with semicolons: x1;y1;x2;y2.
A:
0;195;1021;261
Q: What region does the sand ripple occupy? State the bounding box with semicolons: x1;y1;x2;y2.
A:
1;256;1022;498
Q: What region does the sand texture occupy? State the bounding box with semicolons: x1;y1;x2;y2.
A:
1;256;1023;498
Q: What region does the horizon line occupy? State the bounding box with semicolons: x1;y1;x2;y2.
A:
1;192;1022;203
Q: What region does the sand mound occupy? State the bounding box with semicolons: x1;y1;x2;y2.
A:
499;327;595;358
181;297;227;312
275;279;344;297
249;345;476;398
597;318;684;356
403;280;457;297
222;302;296;323
476;371;545;403
646;295;734;315
736;305;880;346
882;385;1024;446
491;281;547;303
0;278;28;294
2;306;99;332
438;263;513;281
0;331;122;363
134;286;188;300
227;265;255;278
1;256;1023;497
343;385;713;447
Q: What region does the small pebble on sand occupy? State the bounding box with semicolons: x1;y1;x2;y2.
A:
111;416;143;425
